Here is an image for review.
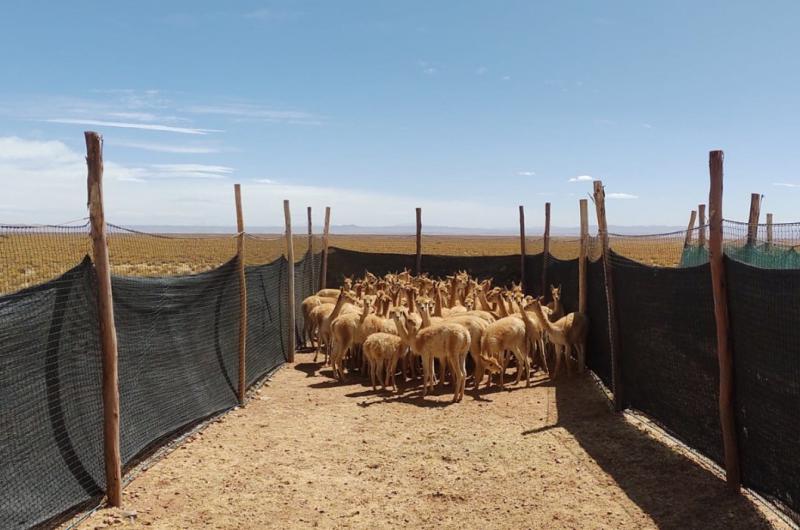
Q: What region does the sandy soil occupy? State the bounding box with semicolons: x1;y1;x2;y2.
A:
78;353;787;530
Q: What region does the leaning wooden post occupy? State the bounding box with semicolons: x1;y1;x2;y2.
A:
698;204;707;247
747;193;761;246
415;207;422;275
85;131;122;507
541;202;551;299
766;213;774;248
519;205;526;292
708;150;741;492
577;199;589;372
684;210;697;247
594;181;624;412
319;206;331;290
234;184;247;403
284;200;296;363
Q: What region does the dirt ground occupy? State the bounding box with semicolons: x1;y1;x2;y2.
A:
78;353;788;530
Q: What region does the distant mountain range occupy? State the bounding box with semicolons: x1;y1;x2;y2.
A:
129;224;685;236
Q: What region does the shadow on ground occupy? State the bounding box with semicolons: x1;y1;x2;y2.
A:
548;375;776;529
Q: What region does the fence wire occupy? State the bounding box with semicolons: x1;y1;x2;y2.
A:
723;219;800;268
0;223;92;295
608;226;707;268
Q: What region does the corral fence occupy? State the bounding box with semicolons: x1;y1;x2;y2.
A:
2;136;799;527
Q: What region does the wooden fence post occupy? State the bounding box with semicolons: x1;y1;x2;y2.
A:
593;180;624;412
577;199;589;372
766;213;774;247
415;207;422;276
519;206;526;292
698;204;707;247
684;210;697;247
747;193;761;246
708;150;741;492
542;202;551;299
234;184;247;404
307;206;314;292
284;200;296;363
85;131;122;507
320;207;331;290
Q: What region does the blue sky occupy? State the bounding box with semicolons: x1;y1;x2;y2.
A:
1;1;799;229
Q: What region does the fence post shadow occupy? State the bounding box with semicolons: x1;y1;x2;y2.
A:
547;376;775;529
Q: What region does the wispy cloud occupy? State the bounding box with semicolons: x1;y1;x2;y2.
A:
476;66;488;75
44;118;221;135
517;171;536;176
254;178;276;184
418;61;437;75
773;182;800;188
607;192;638;199
502;75;511;81
150;163;233;179
568;175;593;182
111;140;220;154
184;103;320;125
642;123;653;129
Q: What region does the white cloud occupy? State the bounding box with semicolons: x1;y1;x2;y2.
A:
476;66;488;75
642;123;653;129
418;61;438;75
254;178;276;184
44;118;221;135
0;136;518;228
568;175;593;182
149;164;233;179
517;171;536;176
111;140;219;154
502;75;511;81
606;192;638;199
183;103;320;125
773;182;800;188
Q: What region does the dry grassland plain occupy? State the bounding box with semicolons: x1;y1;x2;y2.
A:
1;233;685;294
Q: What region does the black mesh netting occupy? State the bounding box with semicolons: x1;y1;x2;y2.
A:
545;255;579;313
611;251;723;465
294;251;321;345
245;257;290;386
524;253;544;297
586;258;612;388
726;257;800;513
0;258;106;529
112;258;241;466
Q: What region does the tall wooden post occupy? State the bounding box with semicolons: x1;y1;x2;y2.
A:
747;193;761;246
684;210;697;247
698;204;707;247
284;200;296;363
577;199;589;372
578;199;589;315
320;206;331;290
708;150;741;492
541;202;551;299
766;213;774;247
415;207;422;276
85;131;122;507
519;206;526;292
594;181;624;412
307;206;314;293
234;184;247;403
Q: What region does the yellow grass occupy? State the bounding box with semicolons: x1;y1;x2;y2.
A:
0;233;684;295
